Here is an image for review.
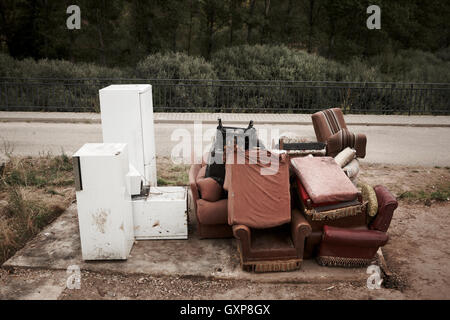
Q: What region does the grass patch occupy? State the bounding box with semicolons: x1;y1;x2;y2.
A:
2;154;74;188
156;157;189;186
0;154;75;264
398;183;450;202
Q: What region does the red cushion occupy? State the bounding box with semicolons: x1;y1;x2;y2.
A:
322;225;388;248
196;199;228;225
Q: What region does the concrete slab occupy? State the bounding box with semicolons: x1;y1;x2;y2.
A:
2;202;369;285
0;270;67;300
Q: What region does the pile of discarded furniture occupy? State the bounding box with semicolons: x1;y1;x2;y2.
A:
73;85;397;273
190;107;397;272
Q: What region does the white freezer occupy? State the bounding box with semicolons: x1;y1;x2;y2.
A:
73;143;135;260
132;186;188;240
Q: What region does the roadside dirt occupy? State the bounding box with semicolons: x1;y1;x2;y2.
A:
1;163;449;300
358;162;450;299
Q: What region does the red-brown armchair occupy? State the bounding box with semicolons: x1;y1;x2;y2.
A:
189;164;233;239
316;185;398;267
311;107;367;158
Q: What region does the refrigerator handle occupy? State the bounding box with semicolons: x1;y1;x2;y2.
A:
73;156;82;191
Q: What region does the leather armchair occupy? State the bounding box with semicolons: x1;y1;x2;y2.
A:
316;185;398;267
189;164;233;239
312;107;367;158
233;209;312;272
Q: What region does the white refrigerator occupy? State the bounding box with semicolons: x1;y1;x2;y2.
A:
99;84;157;187
73;143;134;260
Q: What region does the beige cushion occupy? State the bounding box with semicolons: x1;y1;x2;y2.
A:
334;147;356;167
361;183;378;217
343;159;360;179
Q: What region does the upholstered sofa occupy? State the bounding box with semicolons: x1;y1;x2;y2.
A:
312;107;367;158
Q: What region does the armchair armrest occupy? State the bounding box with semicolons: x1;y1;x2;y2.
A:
326;129;367;158
189;164;202;210
370;185;398;232
291;209;312;258
232;224;251;258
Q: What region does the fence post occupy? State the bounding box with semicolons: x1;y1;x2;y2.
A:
409;84;413;115
390;83;396;114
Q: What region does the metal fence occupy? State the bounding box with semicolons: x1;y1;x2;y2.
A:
0;77;449;114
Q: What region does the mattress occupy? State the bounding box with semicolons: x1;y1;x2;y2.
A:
290;156;358;204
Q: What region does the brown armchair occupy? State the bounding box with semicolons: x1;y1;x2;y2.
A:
311;107;367;158
233;209;312;272
225;150;312;272
189;164;233;239
316;185;398;267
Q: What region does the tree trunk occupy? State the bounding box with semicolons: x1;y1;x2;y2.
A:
207;8;215;59
307;0;315;53
96;7;106;65
246;0;256;43
284;0;293;42
229;0;235;46
187;0;193;55
260;0;270;44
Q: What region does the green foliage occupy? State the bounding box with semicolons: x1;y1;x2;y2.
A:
369;49;450;83
212;44;379;81
0;185;66;263
137;52;216;80
1;155;74;189
211;45;384;111
0;153;73;264
0;53;127;79
1;44;449;113
137;52;217;111
398;183;450;202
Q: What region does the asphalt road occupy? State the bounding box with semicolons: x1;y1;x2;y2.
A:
0;122;449;167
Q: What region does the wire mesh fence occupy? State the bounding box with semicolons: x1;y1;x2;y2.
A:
0;78;449;114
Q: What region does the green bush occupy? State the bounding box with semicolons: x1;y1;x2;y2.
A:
0;47;449;114
211;44;372;81
210;45;384;112
136;52;217;111
436;46;450;62
369;49;450;83
0;53;127;79
0;53;129;112
136;52;216;80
